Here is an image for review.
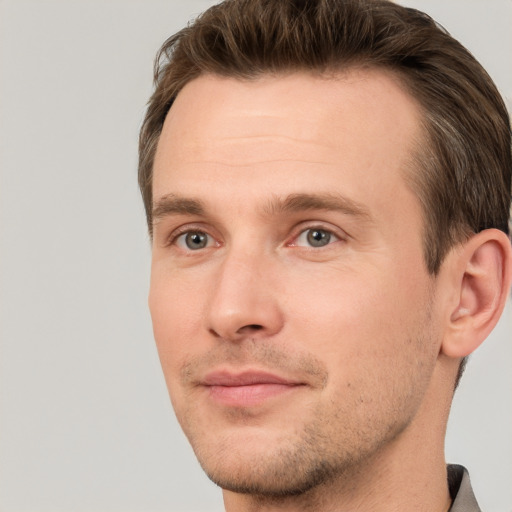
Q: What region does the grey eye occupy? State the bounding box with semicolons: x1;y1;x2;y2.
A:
306;229;332;247
294;227;339;248
181;231;209;250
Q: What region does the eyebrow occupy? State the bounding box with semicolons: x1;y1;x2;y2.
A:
152;194;205;221
152;192;372;224
263;192;372;220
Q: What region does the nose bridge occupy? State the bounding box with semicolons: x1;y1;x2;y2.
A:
207;244;283;341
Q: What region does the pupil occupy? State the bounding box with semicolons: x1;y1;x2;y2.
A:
307;229;330;247
186;231;207;249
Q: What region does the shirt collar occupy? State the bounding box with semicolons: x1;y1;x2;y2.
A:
448;465;481;512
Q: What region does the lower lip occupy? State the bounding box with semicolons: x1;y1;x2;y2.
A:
207;383;302;407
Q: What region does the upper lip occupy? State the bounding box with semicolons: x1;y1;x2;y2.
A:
201;370;302;387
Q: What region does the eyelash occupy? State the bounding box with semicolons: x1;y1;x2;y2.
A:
289;226;341;249
165;223;345;251
165;224;217;249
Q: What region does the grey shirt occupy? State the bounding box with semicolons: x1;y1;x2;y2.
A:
448;465;481;512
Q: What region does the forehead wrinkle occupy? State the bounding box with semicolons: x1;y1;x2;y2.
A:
183;136;339;167
213;134;327;145
165;159;339;168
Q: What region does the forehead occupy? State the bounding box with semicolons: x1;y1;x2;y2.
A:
155;68;421;170
153;69;423;224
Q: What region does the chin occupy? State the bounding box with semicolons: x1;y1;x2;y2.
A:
200;445;342;498
185;418;367;499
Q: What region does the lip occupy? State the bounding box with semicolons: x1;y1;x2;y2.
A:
201;370;305;407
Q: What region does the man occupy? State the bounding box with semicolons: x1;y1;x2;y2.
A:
138;1;512;510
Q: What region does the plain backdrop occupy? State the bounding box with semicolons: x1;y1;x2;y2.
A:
1;1;511;511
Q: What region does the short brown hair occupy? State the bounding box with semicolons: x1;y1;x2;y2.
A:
139;0;511;275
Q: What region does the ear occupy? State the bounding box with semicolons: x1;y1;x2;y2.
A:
441;229;512;358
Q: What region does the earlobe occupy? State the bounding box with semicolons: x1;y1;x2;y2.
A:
442;229;512;358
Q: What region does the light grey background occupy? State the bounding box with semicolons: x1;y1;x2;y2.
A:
0;1;510;511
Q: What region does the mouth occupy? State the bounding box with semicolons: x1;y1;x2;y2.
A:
201;370;306;407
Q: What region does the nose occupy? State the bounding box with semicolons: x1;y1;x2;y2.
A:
206;250;284;342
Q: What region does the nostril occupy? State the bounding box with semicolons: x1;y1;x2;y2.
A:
209;323;265;340
238;324;263;333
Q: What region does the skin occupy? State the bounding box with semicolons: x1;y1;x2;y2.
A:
148;70;509;511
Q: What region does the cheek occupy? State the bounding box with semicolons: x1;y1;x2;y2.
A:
282;260;433;371
288;270;436;425
148;268;207;379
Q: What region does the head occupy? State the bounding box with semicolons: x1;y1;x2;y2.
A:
140;0;512;505
140;0;511;273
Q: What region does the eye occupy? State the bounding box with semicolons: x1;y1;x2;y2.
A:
175;230;213;250
295;228;340;248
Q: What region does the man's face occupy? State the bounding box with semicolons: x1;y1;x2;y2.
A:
149;70;443;496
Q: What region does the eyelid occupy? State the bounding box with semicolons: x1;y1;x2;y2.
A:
286;222;347;248
159;220;347;250
163;223;220;249
177;231;215;251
